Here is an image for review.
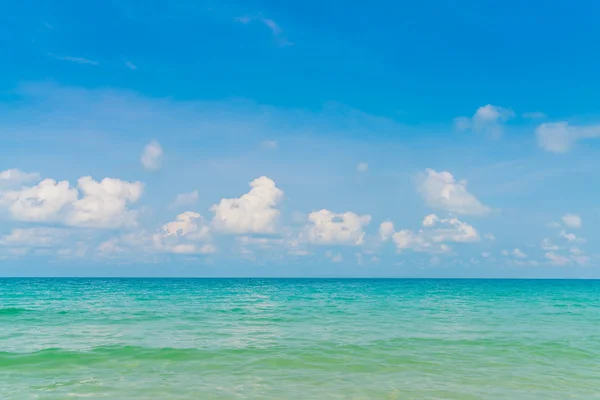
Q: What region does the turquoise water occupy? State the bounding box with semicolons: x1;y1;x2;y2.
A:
1;279;599;399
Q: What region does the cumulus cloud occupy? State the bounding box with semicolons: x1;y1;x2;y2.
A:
162;211;211;241
387;214;479;253
140;140;163;171
0;179;78;222
561;213;582;229
0;175;143;228
211;176;283;234
306;209;371;245
68;177;143;228
101;212;215;257
418;169;490;216
379;220;395;241
170;190;198;208
0;169;40;188
536;122;600;153
454;104;514;138
156;211;214;254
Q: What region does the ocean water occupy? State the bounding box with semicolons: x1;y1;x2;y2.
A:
0;279;599;399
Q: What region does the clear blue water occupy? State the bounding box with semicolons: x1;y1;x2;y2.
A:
1;278;599;399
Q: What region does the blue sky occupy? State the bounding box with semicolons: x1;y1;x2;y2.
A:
1;0;600;277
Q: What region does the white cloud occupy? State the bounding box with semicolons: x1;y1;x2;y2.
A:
513;248;527;258
170;190;198;208
164;243;216;255
418;169;490;216
0;179;78;222
522;112;547;120
541;237;559;251
140;140;163;171
561;213;582;229
157;211;214;254
235;16;293;46
545;252;571;266
454;104;514;137
306;209;371;246
389;214;479;253
357;162;369;173
379;220;395;241
261;140;278;149
481;252;491;258
162;211;211;241
0;169;40;188
68;177;143;228
484;233;495;240
101;212;215;257
0;227;69;248
48;53;98;65
211;176;283;234
536;122;600;153
0;175;143;228
559;230;585;243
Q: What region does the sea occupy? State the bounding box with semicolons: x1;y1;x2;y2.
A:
1;278;599;399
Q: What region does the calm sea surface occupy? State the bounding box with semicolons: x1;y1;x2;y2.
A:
0;278;599;399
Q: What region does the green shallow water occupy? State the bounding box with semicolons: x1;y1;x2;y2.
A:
1;279;599;399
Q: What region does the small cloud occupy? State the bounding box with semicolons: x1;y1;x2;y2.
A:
484;233;495;241
170;190;199;208
536;122;600;153
559;230;585;243
454;104;514;138
140;140;163;171
48;53;98;65
522;112;547;120
124;60;137;70
502;248;527;258
44;22;54;29
561;213;582;229
481;252;491;258
541;238;559;251
513;248;527;258
417;169;490;216
545;252;571;266
234;15;293;46
261;140;278;149
356;162;369;173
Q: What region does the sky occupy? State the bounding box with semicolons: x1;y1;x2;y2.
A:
1;0;600;277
